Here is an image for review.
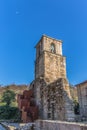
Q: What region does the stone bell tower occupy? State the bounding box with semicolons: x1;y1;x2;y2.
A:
35;35;66;83
34;35;75;121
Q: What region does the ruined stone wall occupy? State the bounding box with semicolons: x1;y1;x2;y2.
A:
70;85;78;100
33;79;47;119
77;82;87;119
46;78;75;121
34;35;75;122
45;79;66;121
33;78;75;121
35;120;87;130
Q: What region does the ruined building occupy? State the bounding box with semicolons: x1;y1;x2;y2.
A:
76;81;87;120
17;90;38;122
18;35;75;122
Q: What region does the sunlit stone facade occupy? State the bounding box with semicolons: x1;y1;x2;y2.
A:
32;35;75;121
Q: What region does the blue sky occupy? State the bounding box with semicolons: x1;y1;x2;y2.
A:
0;0;87;86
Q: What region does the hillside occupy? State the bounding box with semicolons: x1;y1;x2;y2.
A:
0;84;28;106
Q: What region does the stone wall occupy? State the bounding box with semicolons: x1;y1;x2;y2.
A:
17;90;38;123
34;35;75;122
35;120;87;130
44;51;66;83
33;78;75;121
43;35;62;55
35;35;66;83
76;81;87;119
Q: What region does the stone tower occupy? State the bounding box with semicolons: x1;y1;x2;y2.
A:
33;35;75;121
35;35;66;83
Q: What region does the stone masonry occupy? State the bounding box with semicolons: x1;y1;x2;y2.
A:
76;81;87;120
35;120;87;130
32;35;75;121
35;35;66;82
17;35;75;123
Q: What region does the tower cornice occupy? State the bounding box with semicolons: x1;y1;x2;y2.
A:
35;35;63;48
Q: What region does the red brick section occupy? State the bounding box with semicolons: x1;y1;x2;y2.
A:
17;90;38;123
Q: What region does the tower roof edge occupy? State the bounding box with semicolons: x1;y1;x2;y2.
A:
35;35;63;48
42;34;63;42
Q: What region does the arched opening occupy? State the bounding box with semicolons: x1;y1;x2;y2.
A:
50;43;55;53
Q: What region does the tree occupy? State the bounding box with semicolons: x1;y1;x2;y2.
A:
2;90;16;106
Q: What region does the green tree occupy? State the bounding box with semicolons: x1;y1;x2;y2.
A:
2;90;16;106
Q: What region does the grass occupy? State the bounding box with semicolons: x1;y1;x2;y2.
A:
11;101;18;107
0;102;6;106
0;96;18;107
0;101;18;107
